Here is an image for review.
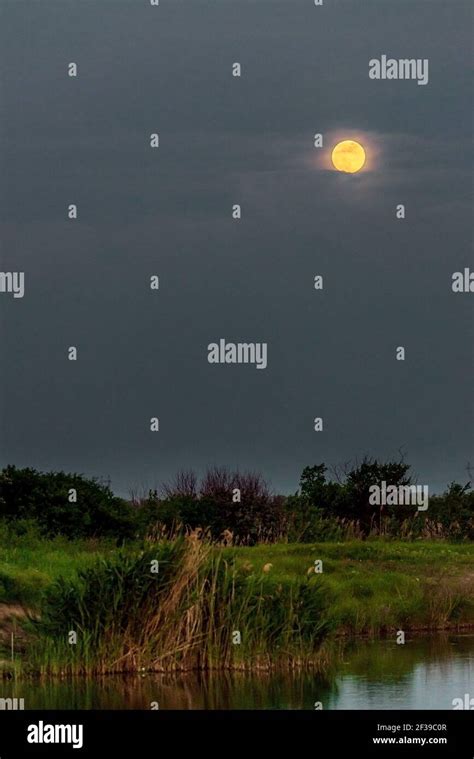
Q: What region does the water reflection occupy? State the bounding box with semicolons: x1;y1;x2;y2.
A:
1;634;472;710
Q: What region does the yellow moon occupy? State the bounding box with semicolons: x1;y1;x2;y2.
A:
331;140;366;173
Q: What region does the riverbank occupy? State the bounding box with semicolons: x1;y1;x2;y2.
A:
0;532;472;676
231;541;474;634
2;633;472;709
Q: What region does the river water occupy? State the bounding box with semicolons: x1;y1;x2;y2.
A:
2;633;472;710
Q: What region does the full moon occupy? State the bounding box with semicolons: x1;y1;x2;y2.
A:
331;140;366;173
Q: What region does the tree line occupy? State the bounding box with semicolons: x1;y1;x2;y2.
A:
0;459;472;543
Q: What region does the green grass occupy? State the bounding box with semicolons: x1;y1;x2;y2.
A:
0;526;123;605
20;539;333;675
0;528;472;675
229;541;474;634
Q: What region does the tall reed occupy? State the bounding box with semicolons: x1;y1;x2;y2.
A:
26;537;332;675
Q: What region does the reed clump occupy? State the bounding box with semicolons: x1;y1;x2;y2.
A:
26;536;332;675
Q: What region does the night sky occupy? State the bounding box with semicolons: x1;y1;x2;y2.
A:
0;0;472;497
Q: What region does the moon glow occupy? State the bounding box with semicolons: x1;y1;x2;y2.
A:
331;140;366;173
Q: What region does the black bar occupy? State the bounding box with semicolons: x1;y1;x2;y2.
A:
0;710;471;757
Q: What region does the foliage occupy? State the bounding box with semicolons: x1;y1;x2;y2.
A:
28;538;332;674
137;467;286;544
0;466;135;540
1;460;472;543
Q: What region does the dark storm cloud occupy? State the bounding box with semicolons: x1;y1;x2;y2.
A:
0;0;472;496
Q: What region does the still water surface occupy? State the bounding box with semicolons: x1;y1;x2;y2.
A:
3;634;472;710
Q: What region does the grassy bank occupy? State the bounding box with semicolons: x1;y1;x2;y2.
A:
231;541;474;634
0;528;472;676
3;537;332;675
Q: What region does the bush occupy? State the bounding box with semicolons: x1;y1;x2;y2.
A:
285;460;473;541
137;467;286;544
29;538;333;673
428;483;474;541
0;465;135;540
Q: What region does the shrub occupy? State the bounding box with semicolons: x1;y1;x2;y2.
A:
0;465;135;540
29;538;333;674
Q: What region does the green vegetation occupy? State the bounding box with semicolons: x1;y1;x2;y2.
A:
0;523;119;605
4;536;331;676
231;541;474;634
2;460;473;544
0;528;472;676
0;466;134;540
0;461;472;675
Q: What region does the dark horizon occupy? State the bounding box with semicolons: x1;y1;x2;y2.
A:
2;456;472;501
